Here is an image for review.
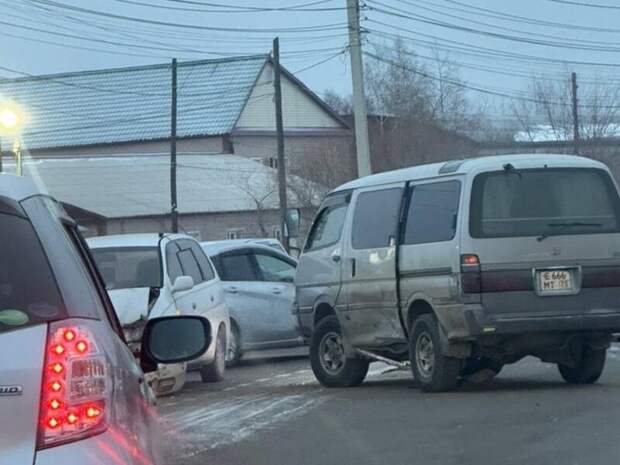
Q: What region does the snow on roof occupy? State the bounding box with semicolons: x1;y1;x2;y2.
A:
515;124;620;143
4;153;316;218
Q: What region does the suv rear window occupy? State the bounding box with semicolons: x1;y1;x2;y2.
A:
0;213;66;333
470;168;620;238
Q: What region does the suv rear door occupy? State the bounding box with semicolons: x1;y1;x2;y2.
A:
465;167;620;318
0;202;68;465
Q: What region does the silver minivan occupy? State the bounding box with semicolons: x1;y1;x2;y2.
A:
0;174;211;465
295;154;620;392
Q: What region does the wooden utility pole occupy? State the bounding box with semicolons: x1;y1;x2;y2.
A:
571;72;580;155
273;37;289;252
170;58;179;233
346;0;372;177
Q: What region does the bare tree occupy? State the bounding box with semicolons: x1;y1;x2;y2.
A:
229;168;276;238
512;74;620;142
322;89;353;115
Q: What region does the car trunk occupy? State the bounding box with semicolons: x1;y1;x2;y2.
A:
468;166;620;319
0;324;47;465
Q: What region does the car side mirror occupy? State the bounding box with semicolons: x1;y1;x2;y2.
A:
140;316;211;372
172;275;194;293
285;208;300;239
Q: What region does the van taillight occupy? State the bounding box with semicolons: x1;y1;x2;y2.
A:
460;254;481;293
37;319;111;449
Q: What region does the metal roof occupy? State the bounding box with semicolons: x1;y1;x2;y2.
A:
0;56;267;150
4;153;312;218
334;154;606;192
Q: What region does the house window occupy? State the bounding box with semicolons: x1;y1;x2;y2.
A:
226;228;244;240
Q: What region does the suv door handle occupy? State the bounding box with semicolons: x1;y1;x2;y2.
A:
272;288;283;295
351;258;356;277
226;287;238;294
331;253;341;262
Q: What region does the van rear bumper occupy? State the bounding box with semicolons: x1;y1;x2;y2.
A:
463;307;620;337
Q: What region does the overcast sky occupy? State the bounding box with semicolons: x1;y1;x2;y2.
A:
2;0;620;114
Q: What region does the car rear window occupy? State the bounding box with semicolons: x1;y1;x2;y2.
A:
0;213;66;333
91;247;162;290
470;168;620;238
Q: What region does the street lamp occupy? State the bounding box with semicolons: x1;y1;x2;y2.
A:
0;102;25;175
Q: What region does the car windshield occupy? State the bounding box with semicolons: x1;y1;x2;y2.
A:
471;168;620;238
90;247;162;290
0;212;66;333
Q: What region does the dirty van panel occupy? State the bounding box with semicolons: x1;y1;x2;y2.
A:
295;197;350;329
467;167;620;318
340;184;405;347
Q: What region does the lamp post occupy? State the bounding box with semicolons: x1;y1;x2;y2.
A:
0;104;24;175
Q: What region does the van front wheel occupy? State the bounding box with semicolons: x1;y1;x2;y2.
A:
310;315;369;388
410;314;461;392
558;346;606;384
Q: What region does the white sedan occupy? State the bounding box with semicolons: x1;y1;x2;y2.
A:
88;233;230;394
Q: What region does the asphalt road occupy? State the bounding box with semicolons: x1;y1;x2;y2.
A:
159;345;620;465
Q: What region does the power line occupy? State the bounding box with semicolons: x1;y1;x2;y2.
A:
112;0;347;13
25;0;348;34
547;0;620;9
367;1;620;53
292;49;347;74
421;0;620;34
364;51;620;109
368;21;620;68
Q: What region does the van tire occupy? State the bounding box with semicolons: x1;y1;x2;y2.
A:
225;323;242;367
200;328;226;383
558;346;606;384
409;314;461;392
310;315;369;388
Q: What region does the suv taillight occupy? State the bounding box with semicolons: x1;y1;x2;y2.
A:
460;254;481;294
37;319;111;449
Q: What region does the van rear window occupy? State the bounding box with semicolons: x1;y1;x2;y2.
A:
470;168;620;238
0;213;66;333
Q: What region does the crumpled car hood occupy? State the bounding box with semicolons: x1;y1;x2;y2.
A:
108;288;150;325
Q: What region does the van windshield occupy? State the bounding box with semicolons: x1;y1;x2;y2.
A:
470;168;620;238
0;213;66;333
91;247;162;290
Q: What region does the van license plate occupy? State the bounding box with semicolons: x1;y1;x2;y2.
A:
536;270;574;295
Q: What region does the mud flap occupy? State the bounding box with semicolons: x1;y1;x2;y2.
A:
438;322;472;359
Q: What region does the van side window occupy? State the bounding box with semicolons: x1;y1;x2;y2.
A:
404;181;461;245
352;188;402;249
305;205;347;251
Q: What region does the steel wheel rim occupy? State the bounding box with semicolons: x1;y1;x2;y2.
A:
319;331;345;375
415;332;434;378
226;329;238;362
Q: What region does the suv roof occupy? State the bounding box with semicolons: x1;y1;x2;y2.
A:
334;154;607;193
201;240;290;258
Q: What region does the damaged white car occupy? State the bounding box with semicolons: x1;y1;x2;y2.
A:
87;233;230;395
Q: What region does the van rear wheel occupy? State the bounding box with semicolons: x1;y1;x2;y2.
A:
310;315;369;388
558;346;606;384
409;314;461;392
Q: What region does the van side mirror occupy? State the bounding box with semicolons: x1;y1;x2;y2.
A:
140;316;211;371
285;208;300;238
172;275;194;293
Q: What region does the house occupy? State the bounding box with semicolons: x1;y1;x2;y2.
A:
0;55;348;239
0;55;352;166
2;153;322;239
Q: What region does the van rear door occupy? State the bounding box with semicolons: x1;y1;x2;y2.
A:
465;167;620;319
